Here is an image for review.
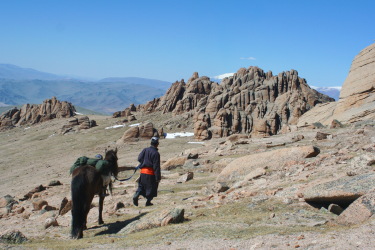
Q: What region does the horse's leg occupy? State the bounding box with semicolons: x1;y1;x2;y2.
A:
98;187;105;224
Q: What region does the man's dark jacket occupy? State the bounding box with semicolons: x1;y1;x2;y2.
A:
138;146;161;181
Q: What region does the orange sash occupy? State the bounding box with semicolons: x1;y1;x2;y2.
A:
140;167;155;175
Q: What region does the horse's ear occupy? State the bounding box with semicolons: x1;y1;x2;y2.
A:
105;148;107;154
115;147;118;153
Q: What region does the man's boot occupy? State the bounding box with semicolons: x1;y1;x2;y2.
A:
133;192;140;206
145;199;153;206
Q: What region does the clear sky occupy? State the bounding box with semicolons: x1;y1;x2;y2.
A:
0;0;374;87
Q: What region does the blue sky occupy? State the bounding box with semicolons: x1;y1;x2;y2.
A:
0;0;374;87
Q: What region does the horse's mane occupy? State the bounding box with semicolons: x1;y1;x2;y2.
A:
104;148;119;178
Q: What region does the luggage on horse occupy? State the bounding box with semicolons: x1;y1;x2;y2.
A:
70;156;110;175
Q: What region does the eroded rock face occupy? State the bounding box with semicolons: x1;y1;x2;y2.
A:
0;97;75;130
137;68;333;140
298;42;375;126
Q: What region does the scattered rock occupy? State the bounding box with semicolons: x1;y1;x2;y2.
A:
42;205;57;211
48;180;62;186
0;195;16;208
212;182;230;193
20;185;46;201
292;134;304;142
15;206;25;214
119;208;185;234
336;190;375;225
328;204;344;215
33;199;48;211
187;153;199;159
177;172;194;183
330;119;343;128
0;230;28;244
161;156;187;170
114;202;125;211
59;199;72;216
315;132;331;140
44;217;59;229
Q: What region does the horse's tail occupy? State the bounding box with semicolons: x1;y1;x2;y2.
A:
71;172;87;239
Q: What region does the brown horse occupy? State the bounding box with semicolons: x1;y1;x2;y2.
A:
70;148;119;239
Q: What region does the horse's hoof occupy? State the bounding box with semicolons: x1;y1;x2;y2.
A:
99;220;104;225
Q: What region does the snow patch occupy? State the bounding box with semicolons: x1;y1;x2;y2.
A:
188;141;205;144
165;132;194;139
105;124;126;129
129;123;141;127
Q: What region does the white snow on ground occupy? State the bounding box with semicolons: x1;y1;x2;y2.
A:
129;123;141;127
165;132;194;139
188;141;205;144
105;124;126;129
75;112;84;115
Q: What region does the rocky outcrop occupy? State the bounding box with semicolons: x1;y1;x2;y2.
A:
298;42;375;126
112;104;137;121
116;122;159;144
0;97;76;130
137;73;216;116
60;116;97;134
137;68;333;140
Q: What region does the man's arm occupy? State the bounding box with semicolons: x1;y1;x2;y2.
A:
153;152;161;182
138;149;145;165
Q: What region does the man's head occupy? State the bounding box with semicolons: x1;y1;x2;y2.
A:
151;137;159;147
95;154;103;160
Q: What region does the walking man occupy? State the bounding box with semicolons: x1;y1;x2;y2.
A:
133;137;161;206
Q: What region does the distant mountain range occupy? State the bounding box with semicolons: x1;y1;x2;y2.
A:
0;64;171;114
311;86;341;101
0;64;341;115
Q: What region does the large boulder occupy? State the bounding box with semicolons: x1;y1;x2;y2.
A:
119;208;185;234
335;190;375;225
303;173;375;204
217;146;320;185
117;122;159;144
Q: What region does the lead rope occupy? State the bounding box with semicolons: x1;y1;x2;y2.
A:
113;164;140;182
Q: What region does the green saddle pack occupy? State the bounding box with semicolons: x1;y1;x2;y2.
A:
70;156;110;175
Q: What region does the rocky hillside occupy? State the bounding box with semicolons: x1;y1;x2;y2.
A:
138;67;334;140
0;110;374;249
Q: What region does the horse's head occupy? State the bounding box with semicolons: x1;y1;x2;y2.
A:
104;148;119;177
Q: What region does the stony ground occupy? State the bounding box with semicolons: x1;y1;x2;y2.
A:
0;112;374;249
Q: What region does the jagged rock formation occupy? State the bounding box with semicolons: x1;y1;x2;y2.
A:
0;97;75;130
298;42;375;126
112;104;137;122
137;68;333;140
